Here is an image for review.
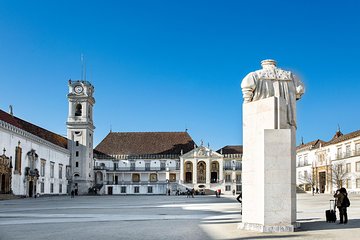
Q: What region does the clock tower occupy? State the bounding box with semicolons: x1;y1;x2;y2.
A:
66;80;95;195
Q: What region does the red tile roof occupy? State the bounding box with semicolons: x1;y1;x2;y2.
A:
296;139;325;151
94;132;195;156
217;145;243;154
323;129;360;146
0;109;68;149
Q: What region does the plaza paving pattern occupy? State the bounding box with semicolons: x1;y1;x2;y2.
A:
0;193;359;240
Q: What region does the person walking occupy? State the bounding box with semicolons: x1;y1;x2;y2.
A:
334;187;349;224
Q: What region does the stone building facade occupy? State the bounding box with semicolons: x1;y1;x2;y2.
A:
0;109;69;197
296;129;360;194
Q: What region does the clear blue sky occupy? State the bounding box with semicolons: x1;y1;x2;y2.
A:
1;1;360;150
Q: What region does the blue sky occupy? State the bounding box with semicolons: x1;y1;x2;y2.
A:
0;1;359;150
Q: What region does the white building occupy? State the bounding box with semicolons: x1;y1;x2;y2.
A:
296;129;360;194
0;108;70;197
93;131;195;195
94;133;243;195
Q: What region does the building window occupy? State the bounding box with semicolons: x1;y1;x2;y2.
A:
356;143;360;155
148;186;153;193
225;185;231;191
356;162;360;172
50;162;54;178
346;179;352;189
59;164;63;179
224;161;232;170
50;183;54;193
236;174;241;183
236;185;242;192
41;160;46;177
225;174;231;183
145;163;150;171
304;155;308;165
346;163;351;173
59;184;62;193
304;170;308;179
134;186;139;193
75;104;82;116
132;174;140;182
149;173;157;182
169;173;176;182
337;147;342;159
298;156;302;167
76;162;79;168
41;182;44;193
356;179;360;188
345;145;351;157
76;151;79;157
14;145;22;174
121;186;126;193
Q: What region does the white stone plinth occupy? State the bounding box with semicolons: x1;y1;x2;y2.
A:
241;96;297;232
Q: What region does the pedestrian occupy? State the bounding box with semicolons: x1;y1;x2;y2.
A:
191;188;195;198
316;187;319;194
71;190;75;198
236;192;242;204
334;187;350;224
232;189;235;196
186;188;190;198
312;187;315;196
218;189;221;198
168;188;171;196
215;190;218;198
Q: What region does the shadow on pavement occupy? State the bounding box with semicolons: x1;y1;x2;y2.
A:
229;235;305;239
298;218;360;231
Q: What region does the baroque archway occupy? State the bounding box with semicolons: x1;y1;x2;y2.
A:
184;161;193;183
197;161;206;183
0;151;12;194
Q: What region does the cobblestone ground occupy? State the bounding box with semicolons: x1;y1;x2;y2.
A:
0;193;359;240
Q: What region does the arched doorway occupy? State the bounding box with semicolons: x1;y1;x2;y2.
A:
197;161;206;183
184;161;193;183
0;153;12;194
211;161;219;183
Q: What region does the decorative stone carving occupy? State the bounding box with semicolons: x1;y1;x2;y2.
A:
241;59;305;127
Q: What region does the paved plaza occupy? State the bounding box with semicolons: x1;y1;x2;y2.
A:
0;193;359;240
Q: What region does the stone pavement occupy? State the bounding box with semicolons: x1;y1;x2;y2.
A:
0;193;359;240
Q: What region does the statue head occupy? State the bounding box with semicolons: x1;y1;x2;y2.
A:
261;59;277;68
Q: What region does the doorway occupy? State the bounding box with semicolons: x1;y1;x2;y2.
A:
319;172;326;193
211;172;218;183
29;181;33;197
108;186;113;195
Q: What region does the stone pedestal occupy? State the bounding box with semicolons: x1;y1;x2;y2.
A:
239;96;298;232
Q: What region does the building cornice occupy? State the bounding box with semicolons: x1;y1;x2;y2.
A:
0;119;70;155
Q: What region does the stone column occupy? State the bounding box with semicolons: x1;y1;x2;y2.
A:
219;159;224;183
179;157;184;183
193;160;197;185
206;160;211;185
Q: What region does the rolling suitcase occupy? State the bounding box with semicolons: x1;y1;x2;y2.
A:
325;199;336;223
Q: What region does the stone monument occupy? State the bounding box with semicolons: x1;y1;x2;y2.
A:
238;59;305;232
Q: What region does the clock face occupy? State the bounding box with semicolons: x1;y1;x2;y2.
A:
74;85;83;94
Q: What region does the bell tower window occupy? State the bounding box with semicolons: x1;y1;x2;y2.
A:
75;104;82;116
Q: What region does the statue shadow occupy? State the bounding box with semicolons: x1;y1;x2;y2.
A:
297;218;360;231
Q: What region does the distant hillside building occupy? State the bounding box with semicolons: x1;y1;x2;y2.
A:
296;129;360;194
